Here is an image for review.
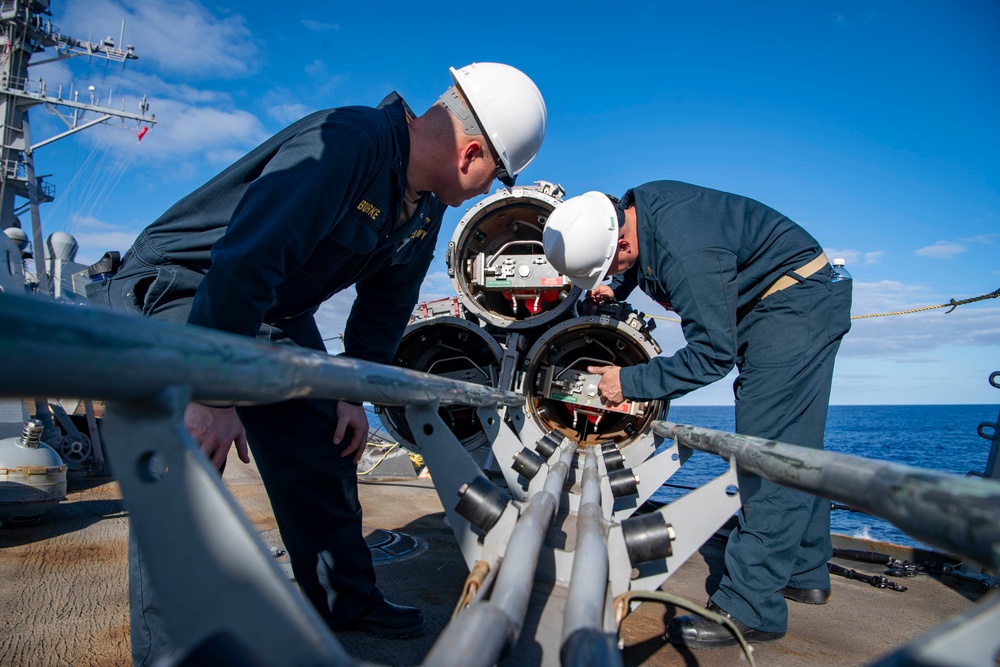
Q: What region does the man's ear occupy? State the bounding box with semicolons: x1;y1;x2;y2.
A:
460;139;486;172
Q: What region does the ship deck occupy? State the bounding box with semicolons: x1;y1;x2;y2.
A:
0;448;991;667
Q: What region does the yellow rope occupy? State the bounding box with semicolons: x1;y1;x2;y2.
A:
642;287;1000;323
357;441;398;476
850;287;1000;319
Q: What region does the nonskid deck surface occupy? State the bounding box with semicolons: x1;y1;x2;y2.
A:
0;448;989;667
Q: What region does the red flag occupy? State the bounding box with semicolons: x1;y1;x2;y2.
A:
137;126;148;142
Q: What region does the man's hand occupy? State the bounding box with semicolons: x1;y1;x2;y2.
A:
588;284;614;303
335;401;369;464
184;404;250;470
587;365;625;406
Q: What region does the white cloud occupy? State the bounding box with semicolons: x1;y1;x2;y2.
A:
602;279;1000;366
915;241;966;258
55;214;140;264
65;214;120;232
301;19;340;32
962;234;997;245
68;98;268;168
825;248;859;265
852;279;935;312
60;0;258;79
305;59;329;78
418;271;457;303
839;280;1000;358
824;248;883;267
71;230;140;265
122;71;235;105
301;61;342;98
839;307;1000;357
266;103;313;125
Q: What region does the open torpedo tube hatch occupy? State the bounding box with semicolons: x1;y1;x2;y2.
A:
447;181;579;331
520;300;667;448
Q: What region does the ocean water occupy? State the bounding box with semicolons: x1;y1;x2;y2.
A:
367;404;998;550
650;404;999;549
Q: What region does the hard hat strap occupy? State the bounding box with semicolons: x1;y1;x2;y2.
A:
439;87;483;137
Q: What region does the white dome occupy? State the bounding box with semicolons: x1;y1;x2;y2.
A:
46;231;78;261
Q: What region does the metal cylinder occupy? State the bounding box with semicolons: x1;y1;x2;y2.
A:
601;446;625;471
621;512;675;566
455;475;510;533
491;444;575;622
377;316;503;451
19;418;43;448
607;468;639;498
447;183;580;331
512;447;546;480
562;447;611;646
521;312;666;448
533;430;563;459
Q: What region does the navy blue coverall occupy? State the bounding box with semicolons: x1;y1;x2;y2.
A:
611;181;852;633
87;93;447;665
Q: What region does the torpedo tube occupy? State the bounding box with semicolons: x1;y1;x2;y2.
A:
447;181;580;331
521;303;667;447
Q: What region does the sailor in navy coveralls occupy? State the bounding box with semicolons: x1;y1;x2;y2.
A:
87;63;547;665
543;180;852;648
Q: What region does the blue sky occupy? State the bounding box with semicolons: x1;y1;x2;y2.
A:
28;0;1000;405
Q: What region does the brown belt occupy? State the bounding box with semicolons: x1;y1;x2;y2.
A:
760;251;829;300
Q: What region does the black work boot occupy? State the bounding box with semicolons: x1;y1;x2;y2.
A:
342;599;425;638
666;601;785;649
780;586;831;605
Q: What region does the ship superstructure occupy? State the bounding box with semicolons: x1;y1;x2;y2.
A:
0;0;154;296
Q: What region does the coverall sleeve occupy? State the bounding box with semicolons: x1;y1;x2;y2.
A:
618;247;739;401
343;223;442;365
187;122;380;337
609;264;639;302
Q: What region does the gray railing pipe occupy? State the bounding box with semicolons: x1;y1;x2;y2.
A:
562;445;609;642
420;600;517;667
0;294;522;409
423;442;576;667
655;421;1000;568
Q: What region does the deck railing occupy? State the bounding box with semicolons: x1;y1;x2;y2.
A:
653;422;1000;572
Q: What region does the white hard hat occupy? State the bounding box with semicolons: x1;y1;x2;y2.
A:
542;192;620;291
450;63;547;186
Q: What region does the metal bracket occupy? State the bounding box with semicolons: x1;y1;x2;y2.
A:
607;459;741;599
406;401;495;568
101;386;352;665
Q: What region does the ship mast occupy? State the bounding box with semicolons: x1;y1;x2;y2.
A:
0;0;155;295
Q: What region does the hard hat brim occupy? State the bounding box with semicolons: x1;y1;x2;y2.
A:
542;191;619;293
